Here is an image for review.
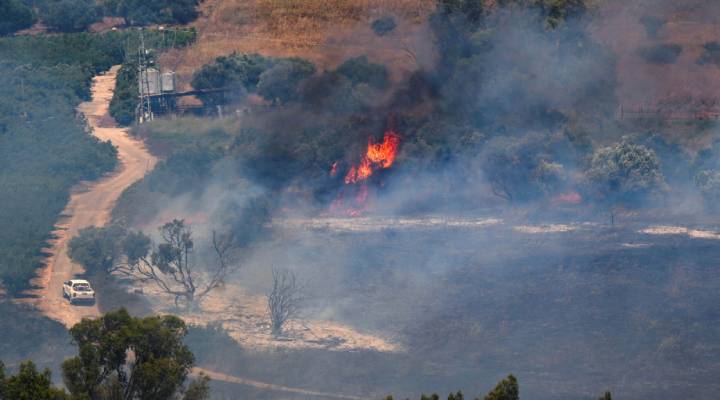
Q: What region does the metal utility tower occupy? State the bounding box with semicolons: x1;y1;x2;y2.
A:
137;29;154;124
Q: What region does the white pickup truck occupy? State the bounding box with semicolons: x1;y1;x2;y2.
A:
62;279;96;304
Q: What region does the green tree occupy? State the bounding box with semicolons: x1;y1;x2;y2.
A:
68;225;127;274
483;375;519;400
191;53;316;105
480;133;571;202
586;140;666;206
42;0;100;33
108;61;138;126
0;0;35;36
61;309;207;400
1;361;69;400
335;56;388;89
256;58;316;104
107;220;240;309
104;0;200;26
191;53;272;91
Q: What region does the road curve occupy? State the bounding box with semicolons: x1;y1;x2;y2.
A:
25;67;367;399
193;368;365;400
28;66;157;328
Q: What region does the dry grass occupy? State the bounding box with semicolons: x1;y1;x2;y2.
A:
159;0;437;90
215;0;433;33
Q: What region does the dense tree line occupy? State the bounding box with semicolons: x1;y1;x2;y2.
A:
0;0;35;35
0;0;200;35
0;29;194;296
0;309;210;400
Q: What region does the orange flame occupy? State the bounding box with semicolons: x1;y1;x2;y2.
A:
344;130;401;184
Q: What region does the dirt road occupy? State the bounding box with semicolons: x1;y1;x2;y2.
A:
28;66;157;328
193;368;364;400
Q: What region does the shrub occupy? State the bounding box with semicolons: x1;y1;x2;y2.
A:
192;53;316;105
637;43;683;65
68;225;127;274
371;16;397;36
192;53;272;91
256;58;316;104
697;41;720;67
639;15;667;38
335;56;389;89
480;133;571;202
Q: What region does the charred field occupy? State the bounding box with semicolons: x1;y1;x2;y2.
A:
190;216;720;400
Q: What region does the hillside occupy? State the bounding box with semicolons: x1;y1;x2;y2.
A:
159;0;437;89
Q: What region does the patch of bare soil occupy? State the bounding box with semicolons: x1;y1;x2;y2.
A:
126;280;400;352
639;225;720;239
276;216;503;233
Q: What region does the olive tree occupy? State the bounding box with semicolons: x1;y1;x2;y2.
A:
68;220;241;309
586;140;666;222
480;133;570;203
117;219;240;309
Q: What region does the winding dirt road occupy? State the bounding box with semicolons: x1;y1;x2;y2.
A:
28;66;157;328
23;68;363;400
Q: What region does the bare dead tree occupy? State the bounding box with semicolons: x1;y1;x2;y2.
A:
116;219;239;309
267;268;303;337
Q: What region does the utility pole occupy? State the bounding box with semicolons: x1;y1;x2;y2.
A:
138;28;153;124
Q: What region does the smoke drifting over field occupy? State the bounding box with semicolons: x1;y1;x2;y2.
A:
111;1;720;399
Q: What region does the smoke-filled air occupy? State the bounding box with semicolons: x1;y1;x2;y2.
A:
2;1;720;399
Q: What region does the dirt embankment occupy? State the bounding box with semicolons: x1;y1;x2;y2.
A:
23;66;157;328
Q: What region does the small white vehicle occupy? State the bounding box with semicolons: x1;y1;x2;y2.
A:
62;279;96;304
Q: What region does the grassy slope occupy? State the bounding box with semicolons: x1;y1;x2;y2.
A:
591;0;720;149
159;0;436;90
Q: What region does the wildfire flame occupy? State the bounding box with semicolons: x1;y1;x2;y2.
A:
329;128;401;217
344;130;401;184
